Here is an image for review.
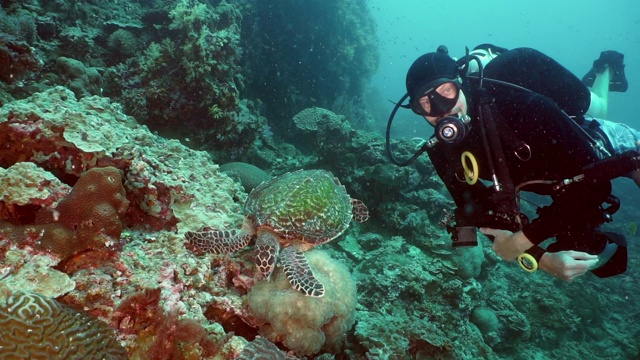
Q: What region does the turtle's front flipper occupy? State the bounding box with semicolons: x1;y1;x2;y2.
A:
255;231;280;281
351;198;369;223
281;247;325;297
185;227;252;255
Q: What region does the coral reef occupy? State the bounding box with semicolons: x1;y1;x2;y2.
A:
0;291;127;359
112;288;223;359
0;0;380;166
0;33;41;84
0;87;250;357
0;86;245;232
103;0;265;158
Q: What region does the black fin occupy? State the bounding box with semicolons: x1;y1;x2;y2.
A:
582;50;628;92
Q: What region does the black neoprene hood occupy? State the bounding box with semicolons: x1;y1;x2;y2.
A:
406;51;460;103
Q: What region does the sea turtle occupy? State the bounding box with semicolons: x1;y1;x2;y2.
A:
185;169;369;297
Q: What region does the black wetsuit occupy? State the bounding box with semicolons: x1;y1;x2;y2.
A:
427;48;626;276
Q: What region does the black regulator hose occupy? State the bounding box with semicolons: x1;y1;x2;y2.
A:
385;93;429;166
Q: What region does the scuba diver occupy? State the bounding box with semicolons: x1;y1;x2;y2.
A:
385;45;637;282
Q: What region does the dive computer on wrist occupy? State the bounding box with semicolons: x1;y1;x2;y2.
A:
517;245;546;272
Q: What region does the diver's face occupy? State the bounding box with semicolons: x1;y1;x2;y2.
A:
424;88;467;126
417;82;457;114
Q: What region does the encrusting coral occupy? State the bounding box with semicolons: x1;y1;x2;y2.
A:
0;162;70;224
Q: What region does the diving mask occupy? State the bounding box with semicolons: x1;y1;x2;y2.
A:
410;79;461;117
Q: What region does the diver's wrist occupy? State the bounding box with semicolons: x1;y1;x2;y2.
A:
517;245;546;272
512;231;535;254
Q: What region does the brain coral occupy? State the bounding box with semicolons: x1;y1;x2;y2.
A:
30;166;129;259
292;107;345;131
37;166;129;233
0;291;127;359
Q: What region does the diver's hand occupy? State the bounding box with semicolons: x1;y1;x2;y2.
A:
539;251;599;282
479;228;533;261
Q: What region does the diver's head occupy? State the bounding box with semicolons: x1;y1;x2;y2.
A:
406;49;465;123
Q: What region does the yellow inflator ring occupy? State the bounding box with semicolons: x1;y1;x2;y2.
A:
461;151;478;185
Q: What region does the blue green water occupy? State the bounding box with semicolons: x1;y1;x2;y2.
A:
368;0;640;135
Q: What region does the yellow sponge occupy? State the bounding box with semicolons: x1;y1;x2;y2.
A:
247;249;357;356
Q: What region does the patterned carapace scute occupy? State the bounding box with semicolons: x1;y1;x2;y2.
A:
0;291;127;359
244;169;354;245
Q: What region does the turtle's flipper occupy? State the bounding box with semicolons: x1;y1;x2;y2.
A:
185;228;252;254
255;231;280;280
351;198;369;223
281;247;325;297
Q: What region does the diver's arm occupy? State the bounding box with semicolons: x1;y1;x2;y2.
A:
481;228;599;281
539;251;598;282
480;228;533;261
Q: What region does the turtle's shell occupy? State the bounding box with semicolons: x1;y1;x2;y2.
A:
244;169;353;246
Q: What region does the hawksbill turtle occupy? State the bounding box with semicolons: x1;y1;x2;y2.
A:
185;169;369;297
